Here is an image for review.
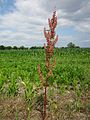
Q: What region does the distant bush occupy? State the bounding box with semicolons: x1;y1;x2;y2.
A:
0;45;29;50
13;46;18;49
0;45;5;50
6;46;12;50
30;46;44;49
67;42;80;48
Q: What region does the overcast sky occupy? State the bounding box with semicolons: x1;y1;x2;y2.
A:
0;0;90;47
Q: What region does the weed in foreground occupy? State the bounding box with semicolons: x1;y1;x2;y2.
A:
38;10;58;120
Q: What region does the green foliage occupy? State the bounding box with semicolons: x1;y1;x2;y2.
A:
0;45;5;50
0;45;44;50
0;48;89;98
0;73;6;91
67;42;79;48
67;42;75;48
7;73;18;96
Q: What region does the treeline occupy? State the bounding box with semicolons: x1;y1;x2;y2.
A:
0;45;44;50
0;42;80;50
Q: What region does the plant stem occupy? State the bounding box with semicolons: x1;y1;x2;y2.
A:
43;85;47;120
43;77;48;120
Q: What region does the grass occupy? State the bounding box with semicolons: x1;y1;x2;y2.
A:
0;48;90;120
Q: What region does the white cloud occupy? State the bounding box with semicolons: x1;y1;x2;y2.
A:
0;0;90;47
58;18;73;26
0;0;47;47
75;20;90;33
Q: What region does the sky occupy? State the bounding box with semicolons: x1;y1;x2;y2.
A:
0;0;90;48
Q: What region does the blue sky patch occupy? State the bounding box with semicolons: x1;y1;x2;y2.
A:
0;0;16;14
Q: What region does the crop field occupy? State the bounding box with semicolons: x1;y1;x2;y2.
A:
0;48;90;120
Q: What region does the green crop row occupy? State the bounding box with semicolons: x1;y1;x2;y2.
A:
0;48;90;99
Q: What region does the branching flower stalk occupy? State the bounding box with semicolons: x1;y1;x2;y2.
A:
38;11;58;120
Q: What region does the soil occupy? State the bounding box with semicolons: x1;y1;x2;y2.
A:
0;86;89;120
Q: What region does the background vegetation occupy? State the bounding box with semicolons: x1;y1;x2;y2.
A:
0;48;90;120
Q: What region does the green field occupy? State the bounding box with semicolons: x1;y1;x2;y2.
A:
0;48;90;120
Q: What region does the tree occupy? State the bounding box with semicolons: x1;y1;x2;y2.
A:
19;46;25;50
0;45;5;50
13;46;18;50
6;46;12;50
67;42;75;48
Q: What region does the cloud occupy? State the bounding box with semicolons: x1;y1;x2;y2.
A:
0;0;47;47
0;0;90;47
42;0;90;31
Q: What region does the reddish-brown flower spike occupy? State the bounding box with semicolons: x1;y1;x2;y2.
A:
47;31;51;39
44;30;51;42
53;16;57;29
53;11;56;19
47;69;53;78
51;30;55;38
46;39;50;45
38;64;44;83
48;18;52;29
41;10;58;119
51;59;56;68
